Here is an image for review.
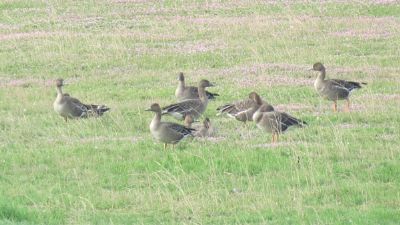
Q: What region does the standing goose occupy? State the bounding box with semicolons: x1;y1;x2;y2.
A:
312;63;366;112
253;104;307;143
175;72;219;101
195;117;214;138
53;78;110;122
217;92;268;123
146;103;195;149
162;79;214;127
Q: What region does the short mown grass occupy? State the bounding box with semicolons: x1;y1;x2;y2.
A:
1;0;400;224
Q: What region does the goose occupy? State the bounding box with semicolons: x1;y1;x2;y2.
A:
53;78;110;122
217;92;268;123
162;79;214;127
175;72;219;101
146;103;195;149
253;104;307;143
312;62;366;112
195;117;214;138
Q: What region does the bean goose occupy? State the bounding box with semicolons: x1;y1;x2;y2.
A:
253;104;307;143
195;117;214;137
312;62;366;112
217;92;268;123
53;78;110;122
162;79;214;127
175;72;219;101
146;103;195;149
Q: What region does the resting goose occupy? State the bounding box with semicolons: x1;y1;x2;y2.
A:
175;72;219;101
312;62;366;112
195;117;214;138
253;104;307;143
217;92;268;123
53;78;110;122
146;103;195;149
162;79;214;127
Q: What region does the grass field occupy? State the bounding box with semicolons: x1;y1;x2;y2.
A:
1;0;400;224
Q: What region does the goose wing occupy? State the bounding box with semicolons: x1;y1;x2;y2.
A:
184;86;219;100
277;112;307;132
165;122;195;136
330;79;366;92
205;91;219;100
65;96;110;117
217;98;255;115
84;104;110;116
64;96;89;118
162;99;203;120
234;104;260;122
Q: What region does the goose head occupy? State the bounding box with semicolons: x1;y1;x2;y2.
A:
248;92;263;105
56;78;64;87
312;62;325;72
145;103;162;113
203;117;211;129
199;79;214;88
178;72;184;81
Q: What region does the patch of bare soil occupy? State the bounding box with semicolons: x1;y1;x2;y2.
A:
274;103;312;112
0;31;73;41
194;63;312;88
78;136;139;143
0;77;82;88
253;141;302;148
112;0;154;3
132;40;227;55
363;93;400;101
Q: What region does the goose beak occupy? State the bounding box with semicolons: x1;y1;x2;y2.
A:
308;68;314;71
209;82;215;87
145;108;151;112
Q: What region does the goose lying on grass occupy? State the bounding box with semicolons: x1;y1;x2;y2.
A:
217;92;270;123
195;117;214;138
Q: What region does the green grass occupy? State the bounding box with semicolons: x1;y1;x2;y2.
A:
1;0;400;224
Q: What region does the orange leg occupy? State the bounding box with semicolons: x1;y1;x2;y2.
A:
345;99;351;112
332;101;337;112
275;134;279;143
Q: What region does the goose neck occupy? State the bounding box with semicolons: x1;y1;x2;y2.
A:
56;86;63;101
317;69;326;80
151;111;162;128
198;86;207;102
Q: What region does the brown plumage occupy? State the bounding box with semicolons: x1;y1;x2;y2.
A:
146;103;195;149
162;79;214;127
175;72;219;101
312;62;366;112
195;117;214;137
253;104;307;143
217;92;269;123
53;79;110;122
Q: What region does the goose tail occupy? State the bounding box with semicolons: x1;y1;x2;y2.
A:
216;104;234;116
87;104;110;116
